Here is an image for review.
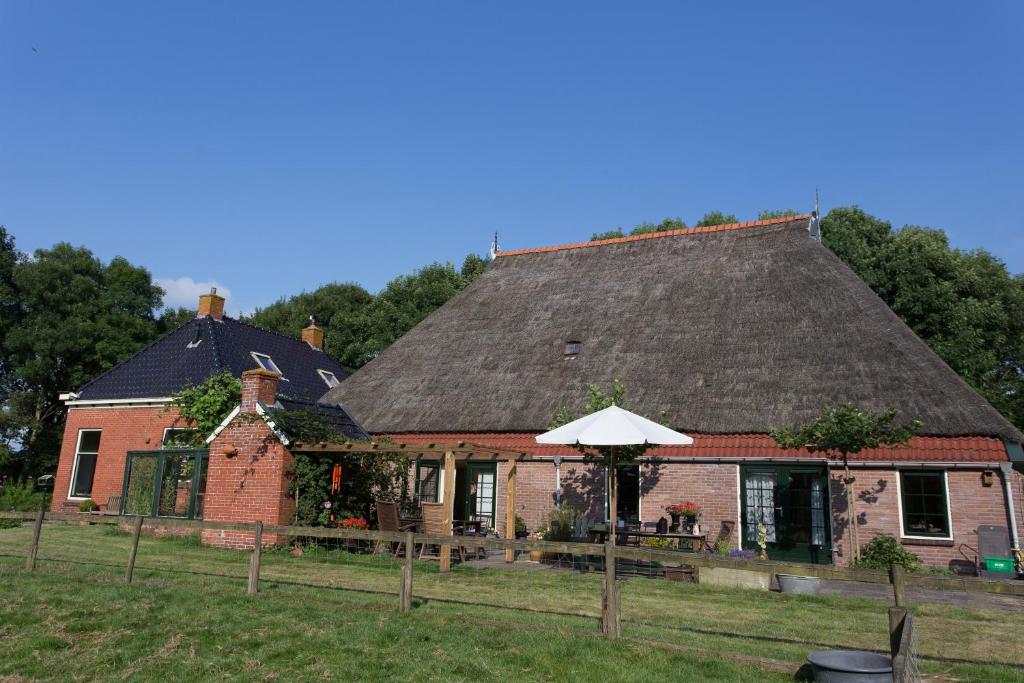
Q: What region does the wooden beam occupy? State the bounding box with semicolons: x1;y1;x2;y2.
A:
289;440;533;461
439;450;456;573
505;462;517;563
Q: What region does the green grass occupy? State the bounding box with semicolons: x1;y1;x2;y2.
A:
0;524;1022;682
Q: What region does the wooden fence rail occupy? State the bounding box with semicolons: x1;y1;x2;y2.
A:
3;511;1023;599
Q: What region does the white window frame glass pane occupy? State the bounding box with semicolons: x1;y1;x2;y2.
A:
250;352;281;374
317;369;340;388
69;429;101;499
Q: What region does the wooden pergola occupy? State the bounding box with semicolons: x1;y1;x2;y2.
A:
291;441;535;570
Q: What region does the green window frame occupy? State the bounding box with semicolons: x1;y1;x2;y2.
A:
899;470;951;538
120;449;208;519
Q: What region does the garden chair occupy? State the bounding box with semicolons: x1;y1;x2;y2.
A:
102;495;122;515
374;500;417;558
711;520;735;554
418;502;466;563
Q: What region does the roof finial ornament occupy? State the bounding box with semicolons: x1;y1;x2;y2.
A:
489;231;500;260
809;187;822;242
309;315;316;327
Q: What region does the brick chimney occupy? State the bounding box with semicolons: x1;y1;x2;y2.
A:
302;316;324;350
241;368;279;412
198;287;225;320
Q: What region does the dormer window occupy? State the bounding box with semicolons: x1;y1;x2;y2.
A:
564;341;582;357
318;369;341;388
251;352;282;374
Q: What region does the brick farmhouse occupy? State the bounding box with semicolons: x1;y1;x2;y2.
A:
322;215;1024;569
53;214;1024;569
52;289;367;543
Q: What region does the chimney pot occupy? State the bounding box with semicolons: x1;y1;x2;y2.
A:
198;287;226;320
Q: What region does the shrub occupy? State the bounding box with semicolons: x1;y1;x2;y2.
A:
644;536;675;549
0;518;21;529
78;499;99;513
0;480;50;512
853;534;921;572
541;505;578;542
514;515;527;538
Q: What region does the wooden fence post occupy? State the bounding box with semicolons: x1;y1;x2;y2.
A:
440;450;456;573
505;462;517;563
247;521;263;595
400;530;414;613
603;541;620;639
125;515;144;584
888;606;913;682
25;508;45;571
890;564;906;607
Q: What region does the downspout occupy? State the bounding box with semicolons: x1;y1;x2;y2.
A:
999;462;1021;555
553;456;562;506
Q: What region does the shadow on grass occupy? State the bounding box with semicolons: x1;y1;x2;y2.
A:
3;551;1020;671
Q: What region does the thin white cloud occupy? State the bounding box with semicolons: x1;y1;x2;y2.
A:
155;276;234;311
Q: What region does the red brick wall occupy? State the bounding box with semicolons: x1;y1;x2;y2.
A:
201;418;295;549
491;460;740;549
638;462;740;549
832;467;1024;568
52;405;185;513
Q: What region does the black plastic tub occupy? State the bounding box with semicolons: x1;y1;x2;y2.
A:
806;650;892;682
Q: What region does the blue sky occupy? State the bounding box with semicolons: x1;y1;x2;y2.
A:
2;2;1022;316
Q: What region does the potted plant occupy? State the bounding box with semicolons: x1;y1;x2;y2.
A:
666;501;701;533
338;516;368;551
529;530;544;562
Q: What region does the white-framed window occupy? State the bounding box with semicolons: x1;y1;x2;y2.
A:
317;369;341;388
162;427;199;447
896;470;953;540
250;352;282;374
69;429;101;499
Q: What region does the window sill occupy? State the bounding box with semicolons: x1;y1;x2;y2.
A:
900;537;954;547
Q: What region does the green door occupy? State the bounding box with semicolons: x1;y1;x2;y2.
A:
463;463;497;533
740;465;831;564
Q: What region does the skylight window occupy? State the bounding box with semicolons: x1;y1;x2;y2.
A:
251;352;282;374
564;341;582;357
318;369;341;388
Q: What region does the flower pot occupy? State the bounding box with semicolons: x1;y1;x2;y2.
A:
529;550;543;562
669;513;681;533
776;573;822;595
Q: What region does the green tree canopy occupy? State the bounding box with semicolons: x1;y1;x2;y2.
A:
0;238;164;476
694;211;739;227
822;207;1024;431
169;371;242;442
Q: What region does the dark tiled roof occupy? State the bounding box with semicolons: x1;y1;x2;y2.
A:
275;398;370;441
76;316;350;403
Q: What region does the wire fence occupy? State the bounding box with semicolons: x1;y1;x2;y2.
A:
5;510;1024;680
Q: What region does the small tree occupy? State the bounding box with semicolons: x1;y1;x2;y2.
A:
771;403;920;562
550;382;662;541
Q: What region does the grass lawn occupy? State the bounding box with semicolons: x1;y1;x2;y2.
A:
0;524;1022;682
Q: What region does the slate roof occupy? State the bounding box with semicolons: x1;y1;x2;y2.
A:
323;215;1023;444
76;316;350;404
275;398;370;441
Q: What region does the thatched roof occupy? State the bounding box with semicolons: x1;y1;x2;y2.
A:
323;216;1023;443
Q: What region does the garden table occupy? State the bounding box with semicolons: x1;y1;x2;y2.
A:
589;525;710;552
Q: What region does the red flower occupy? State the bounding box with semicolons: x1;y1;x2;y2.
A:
338;517;369;529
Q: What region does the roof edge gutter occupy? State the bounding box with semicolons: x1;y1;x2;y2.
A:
65;397;173;408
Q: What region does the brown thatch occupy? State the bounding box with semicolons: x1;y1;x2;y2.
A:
323;217;1023;442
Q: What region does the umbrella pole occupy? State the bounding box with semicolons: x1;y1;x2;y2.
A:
609;446;617;547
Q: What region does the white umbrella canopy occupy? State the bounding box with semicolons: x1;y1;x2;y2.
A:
536;406;693;543
536;405;693;446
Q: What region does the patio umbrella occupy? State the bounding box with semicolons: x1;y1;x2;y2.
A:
536;405;692;545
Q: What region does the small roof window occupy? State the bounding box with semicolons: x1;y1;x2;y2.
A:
564;341;582;357
251;352;282;374
318;369;341;388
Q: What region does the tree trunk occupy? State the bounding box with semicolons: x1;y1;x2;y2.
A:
844;458;860;562
609;448;617;547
